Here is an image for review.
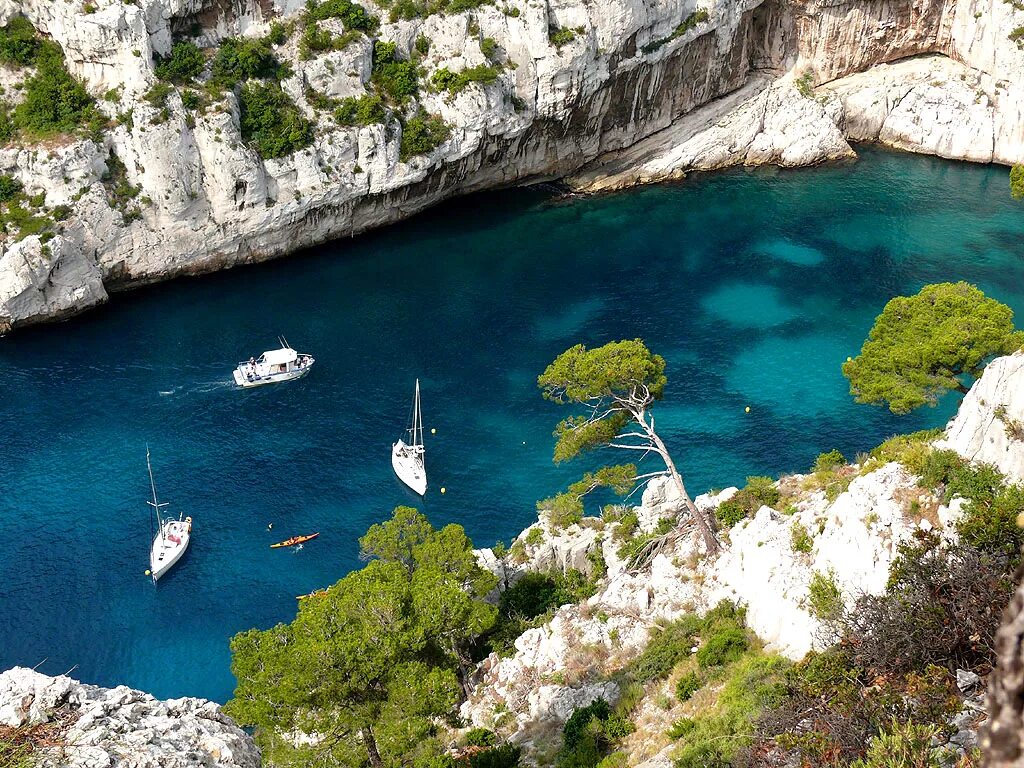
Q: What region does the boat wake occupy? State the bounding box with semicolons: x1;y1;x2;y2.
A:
158;381;235;397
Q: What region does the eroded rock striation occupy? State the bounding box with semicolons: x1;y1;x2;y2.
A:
0;666;260;768
0;0;1022;330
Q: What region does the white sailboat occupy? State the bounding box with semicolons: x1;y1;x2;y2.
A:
146;448;192;583
392;379;427;495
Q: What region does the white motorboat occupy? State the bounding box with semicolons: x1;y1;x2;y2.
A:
392;379;427;495
146;448;191;583
233;339;314;388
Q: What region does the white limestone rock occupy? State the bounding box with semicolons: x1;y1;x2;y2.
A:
0;667;260;768
0;236;107;333
938;352;1024;483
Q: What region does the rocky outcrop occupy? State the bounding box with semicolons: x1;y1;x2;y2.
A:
0;667;260;768
939;352;1024;483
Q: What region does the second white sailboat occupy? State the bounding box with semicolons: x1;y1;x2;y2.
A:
392;379;427;495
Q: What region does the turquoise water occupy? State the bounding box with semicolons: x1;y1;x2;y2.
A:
1;146;1022;703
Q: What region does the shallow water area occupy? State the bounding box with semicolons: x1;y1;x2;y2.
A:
1;146;1022;703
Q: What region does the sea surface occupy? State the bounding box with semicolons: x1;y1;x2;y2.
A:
2;146;1022;703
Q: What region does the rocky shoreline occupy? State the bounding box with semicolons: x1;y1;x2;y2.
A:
0;0;1022;332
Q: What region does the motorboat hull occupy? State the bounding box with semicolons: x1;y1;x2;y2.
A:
392;441;426;495
150;518;191;581
233;364;312;388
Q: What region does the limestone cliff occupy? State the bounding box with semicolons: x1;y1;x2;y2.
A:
0;0;1022;331
0;666;260;768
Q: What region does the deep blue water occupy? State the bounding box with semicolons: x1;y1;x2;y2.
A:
1;146;1022;703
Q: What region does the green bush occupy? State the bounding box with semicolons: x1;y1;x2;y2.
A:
918;448;964;489
673;653;789;768
1012;164;1024;200
469;744;521;768
525;527;545;546
14;42;95;138
464;728;496;747
957;481;1024;565
399;111;450;160
790;521;813;554
813;449;846;473
629;615;702;681
238;83;314;159
851;720;941;768
869;429;941;475
372;41;419;103
211;36;279;87
306;0;378;29
143;81;174;109
807;570;843;621
675;671;701;702
715;476;780;527
431;63;501;94
154;41;206;83
0;16;40;66
0;174;23;202
696;626;748;669
332;93;386;126
549;26;577;46
559;699;633;768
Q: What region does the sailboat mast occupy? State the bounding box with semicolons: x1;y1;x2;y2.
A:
146;448;166;540
414;379;423;448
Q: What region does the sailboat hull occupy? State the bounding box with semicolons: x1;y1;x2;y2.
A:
392;440;426;495
150;518;192;581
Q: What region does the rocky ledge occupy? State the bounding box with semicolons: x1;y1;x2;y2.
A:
0;0;1023;331
0;667;260;768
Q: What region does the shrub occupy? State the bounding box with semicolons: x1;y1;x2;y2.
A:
1012;164;1024;200
918;447;965;490
549;26;577;47
180;89;201;110
716;476;779;527
851;720;941;768
675;671;701;702
333;93;386;126
464;728;496;747
399;111;450;160
238;83;314;159
0;174;23;202
308;0;377;29
559;699;632;768
415;34;431;56
372;41;419;103
596;753;627;768
0;102;13;143
306;0;378;29
696;626;748;668
143;81;174;109
840;534;1013;675
211;36;279;87
870;429;942;475
14;42;95;137
813;449;846;473
807;570;842;621
957;481;1024;565
524;527;544;546
154;41;205;83
431;63;501;94
629;615;702;681
674;653;789;768
480;36;499;61
469;744;521;768
0;16;40;66
790;521;813;554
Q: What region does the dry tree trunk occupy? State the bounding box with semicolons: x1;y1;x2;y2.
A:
982;564;1024;767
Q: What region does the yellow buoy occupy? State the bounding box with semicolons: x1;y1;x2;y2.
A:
846;356;852;362
431;428;436;434
145;570;151;576
441;487;447;494
744;406;751;413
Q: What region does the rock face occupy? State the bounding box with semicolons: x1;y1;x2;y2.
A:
983;565;1024;768
939;352;1024;483
0;667;260;768
1;0;1023;330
